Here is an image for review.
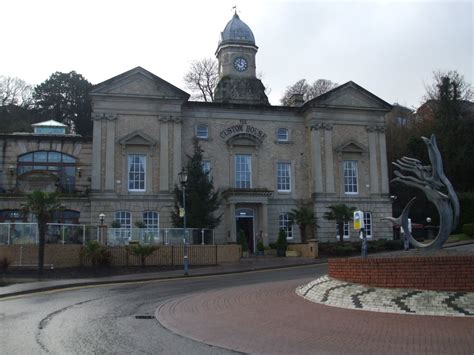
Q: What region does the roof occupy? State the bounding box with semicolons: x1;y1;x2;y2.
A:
219;13;255;46
31;120;67;127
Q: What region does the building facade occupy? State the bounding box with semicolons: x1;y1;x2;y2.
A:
0;14;393;249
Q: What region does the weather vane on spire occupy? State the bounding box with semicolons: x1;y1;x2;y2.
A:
232;5;239;15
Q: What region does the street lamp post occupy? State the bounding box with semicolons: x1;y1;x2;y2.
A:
99;213;106;245
178;169;189;276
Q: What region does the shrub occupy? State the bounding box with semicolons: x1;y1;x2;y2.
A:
462;223;474;237
134;221;146;228
111;220;121;228
238;230;249;252
1;257;11;272
385;239;404;250
256;239;265;252
81;241;111;267
276;229;288;254
127;244;158;267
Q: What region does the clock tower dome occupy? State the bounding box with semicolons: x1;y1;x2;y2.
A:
213;13;269;105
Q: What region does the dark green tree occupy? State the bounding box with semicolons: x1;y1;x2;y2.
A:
171;138;222;229
23;191;61;275
425;71;473;191
289;205;318;243
323;204;356;244
32;71;93;136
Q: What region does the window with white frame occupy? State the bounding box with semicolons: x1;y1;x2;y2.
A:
336;222;350;240
277;162;291;192
277;128;289;142
364;212;372;238
235;154;251;188
114;211;131;228
279;213;293;239
196;124;209;139
343;160;358;194
128;154;146;191
143;211;159;229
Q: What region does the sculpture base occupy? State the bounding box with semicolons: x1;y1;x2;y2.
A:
328;250;474;292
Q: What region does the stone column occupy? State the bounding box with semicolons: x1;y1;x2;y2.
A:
229;203;236;242
159;117;170;191
261;203;268;246
378;126;389;194
104;117;117;191
172;117;182;186
91;115;102;190
310;123;324;193
323;124;335;193
367;125;380;194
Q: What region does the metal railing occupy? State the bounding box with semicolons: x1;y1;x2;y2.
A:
45;223;87;245
107;228;215;246
0;223;38;245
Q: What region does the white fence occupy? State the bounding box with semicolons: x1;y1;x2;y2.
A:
107;228;215;246
0;223;98;245
0;223;214;246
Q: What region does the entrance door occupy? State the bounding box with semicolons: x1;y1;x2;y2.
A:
236;208;255;253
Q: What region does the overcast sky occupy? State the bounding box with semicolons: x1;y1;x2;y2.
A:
2;0;472;108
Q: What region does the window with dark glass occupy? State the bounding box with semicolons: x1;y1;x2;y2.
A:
196;124;209;139
17;151;76;192
277;128;289;142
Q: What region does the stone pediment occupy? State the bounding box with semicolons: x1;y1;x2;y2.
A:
304;81;392;111
118;130;157;147
335;140;366;154
91;66;190;100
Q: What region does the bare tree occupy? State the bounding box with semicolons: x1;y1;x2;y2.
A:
183;58;219;102
281;78;338;105
0;76;33;107
424;70;472;102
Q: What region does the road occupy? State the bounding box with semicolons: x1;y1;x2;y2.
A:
0;264;326;354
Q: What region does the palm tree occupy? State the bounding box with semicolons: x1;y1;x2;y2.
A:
324;204;356;243
24;191;61;275
289;205;318;243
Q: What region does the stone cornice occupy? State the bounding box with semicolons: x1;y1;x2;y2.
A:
92;113;118;121
366;125;386;133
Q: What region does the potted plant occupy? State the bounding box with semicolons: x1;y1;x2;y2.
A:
276;229;288;257
256;238;265;256
238;230;249;257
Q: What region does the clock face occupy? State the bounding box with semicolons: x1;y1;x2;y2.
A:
233;57;248;72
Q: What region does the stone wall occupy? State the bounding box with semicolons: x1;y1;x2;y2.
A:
0;244;241;268
328;255;474;292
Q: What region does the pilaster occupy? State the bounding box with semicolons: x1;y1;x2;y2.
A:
323;124;335;193
367;125;380;194
310;123;324;193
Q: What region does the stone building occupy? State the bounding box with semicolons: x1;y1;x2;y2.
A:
0;13;393;249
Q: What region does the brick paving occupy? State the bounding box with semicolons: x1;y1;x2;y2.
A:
157;278;474;354
298;276;474;317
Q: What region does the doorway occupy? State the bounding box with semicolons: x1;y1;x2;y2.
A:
236;208;255;253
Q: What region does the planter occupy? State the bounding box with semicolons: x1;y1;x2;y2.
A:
265;249;277;256
286;250;301;257
242;251;250;258
277;249;286;257
256;250;264;256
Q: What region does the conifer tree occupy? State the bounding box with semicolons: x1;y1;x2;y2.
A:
171;138;222;229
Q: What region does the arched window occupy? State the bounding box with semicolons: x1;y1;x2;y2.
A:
277;128;289;142
114;211;131;229
17;151;76;192
279;213;293;240
196;124;209;139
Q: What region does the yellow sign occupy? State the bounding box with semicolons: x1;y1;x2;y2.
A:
179;208;185;217
353;210;364;230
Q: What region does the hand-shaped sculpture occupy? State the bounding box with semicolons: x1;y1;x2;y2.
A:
383;134;459;250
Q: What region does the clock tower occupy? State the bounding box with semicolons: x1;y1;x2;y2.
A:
213;13;269;105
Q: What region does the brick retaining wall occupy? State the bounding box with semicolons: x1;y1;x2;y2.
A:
328;255;474;292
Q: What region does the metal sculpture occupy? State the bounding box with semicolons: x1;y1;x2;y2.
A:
383;134;460;250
